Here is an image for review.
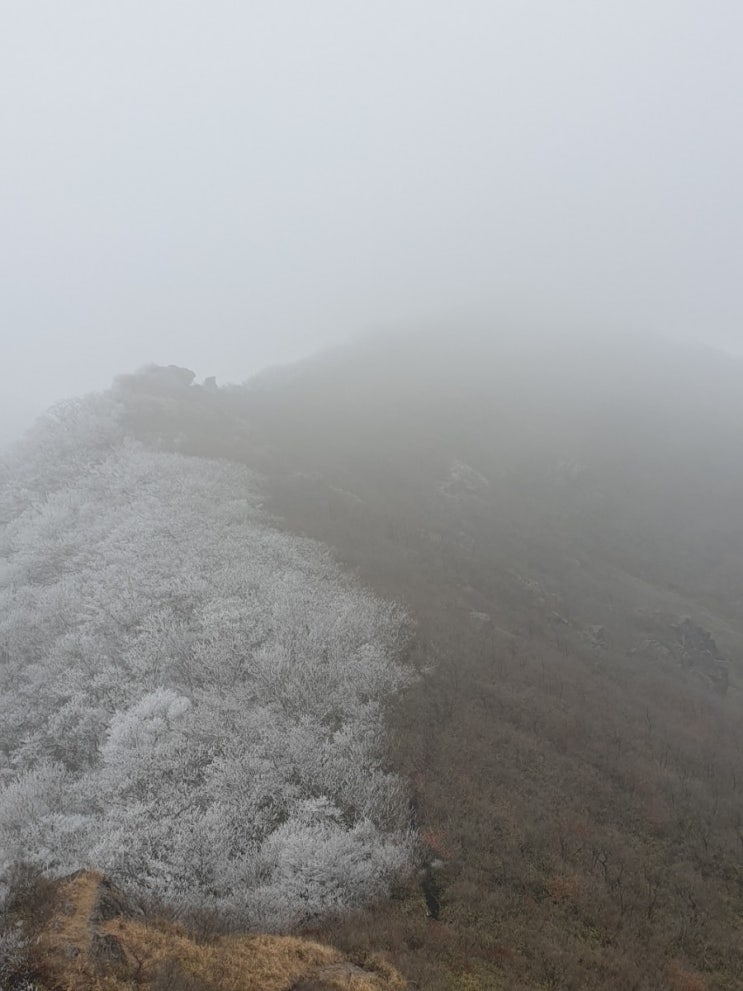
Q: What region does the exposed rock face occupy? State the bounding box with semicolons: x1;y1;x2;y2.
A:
675;618;729;694
139;364;197;388
469;609;492;626
88;872;143;924
114;364;197;393
90;931;127;967
632;619;729;694
582;624;608;650
439;460;490;498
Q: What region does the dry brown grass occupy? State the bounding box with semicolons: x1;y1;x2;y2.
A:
34;870;106;989
30;872;405;991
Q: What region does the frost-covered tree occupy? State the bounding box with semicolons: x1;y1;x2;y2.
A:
0;396;413;927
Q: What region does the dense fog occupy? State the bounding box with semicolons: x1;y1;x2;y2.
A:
2;6;743;989
2;2;743;443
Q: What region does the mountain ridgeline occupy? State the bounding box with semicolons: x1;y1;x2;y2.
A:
2;328;743;990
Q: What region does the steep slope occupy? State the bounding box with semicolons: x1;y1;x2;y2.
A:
4;330;743;990
105;331;743;990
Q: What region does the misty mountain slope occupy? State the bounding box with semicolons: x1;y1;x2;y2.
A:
0;396;413;928
104;334;743;990
4;335;743;989
225;330;743;643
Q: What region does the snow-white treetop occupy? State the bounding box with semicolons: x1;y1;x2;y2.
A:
0;392;413;928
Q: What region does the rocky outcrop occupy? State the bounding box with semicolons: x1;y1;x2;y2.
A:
632;618;729;694
675;618;729;694
582;624;608;650
438;460;490;498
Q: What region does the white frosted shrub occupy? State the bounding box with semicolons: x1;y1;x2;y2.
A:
0;410;413;927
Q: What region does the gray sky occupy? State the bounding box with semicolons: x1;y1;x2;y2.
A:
2;1;742;445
